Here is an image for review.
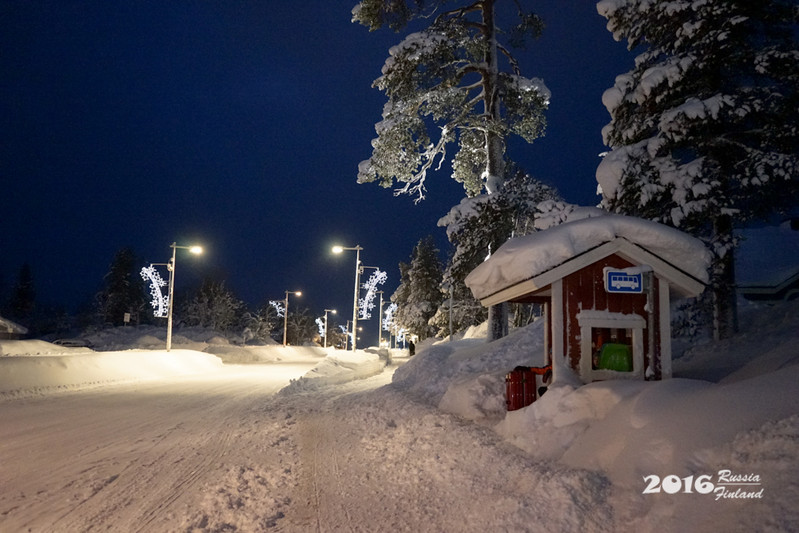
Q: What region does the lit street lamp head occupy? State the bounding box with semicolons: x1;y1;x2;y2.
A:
332;245;362;254
189;246;203;255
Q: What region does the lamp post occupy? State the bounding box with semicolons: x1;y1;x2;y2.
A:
332;245;362;351
166;242;203;352
282;290;302;347
344;320;362;351
376;291;384;347
324;309;336;348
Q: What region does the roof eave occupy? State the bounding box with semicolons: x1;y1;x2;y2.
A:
477;238;707;307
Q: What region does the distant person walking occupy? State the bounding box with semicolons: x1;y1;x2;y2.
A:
408;341;415;356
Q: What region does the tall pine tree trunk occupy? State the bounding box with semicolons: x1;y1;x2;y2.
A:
482;0;508;342
712;214;738;340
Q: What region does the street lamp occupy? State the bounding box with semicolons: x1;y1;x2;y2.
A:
324;309;336;348
332;245;362;351
166;242;203;352
282;290;302;347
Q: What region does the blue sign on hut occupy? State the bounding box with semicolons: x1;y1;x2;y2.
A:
465;213;711;383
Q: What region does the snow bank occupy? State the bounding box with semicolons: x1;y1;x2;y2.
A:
400;300;799;532
279;350;385;394
394;320;547;410
204;344;328;364
2;299;798;531
466;213;711;301
0;349;224;397
0;328;375;399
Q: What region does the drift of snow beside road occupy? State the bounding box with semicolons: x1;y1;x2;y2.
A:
2;301;799;532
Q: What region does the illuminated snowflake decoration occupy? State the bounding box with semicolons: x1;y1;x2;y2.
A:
382;303;406;343
383;303;397;332
315;317;325;337
270;300;285;318
140;265;169;318
358;269;387;320
338;324;354;347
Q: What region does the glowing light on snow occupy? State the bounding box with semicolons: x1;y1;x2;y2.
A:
140;266;169;318
359;270;387;320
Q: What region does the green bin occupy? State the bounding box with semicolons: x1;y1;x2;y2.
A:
598;343;633;372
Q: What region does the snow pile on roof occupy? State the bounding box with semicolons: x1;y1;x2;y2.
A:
466;213;711;301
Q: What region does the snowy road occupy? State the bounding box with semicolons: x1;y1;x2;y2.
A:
0;363;611;532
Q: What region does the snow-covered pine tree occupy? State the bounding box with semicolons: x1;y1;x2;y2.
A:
241;302;281;344
353;0;550;340
96;247;147;326
391;236;444;340
434;167;559;335
284;307;317;346
596;0;799;339
181;279;245;333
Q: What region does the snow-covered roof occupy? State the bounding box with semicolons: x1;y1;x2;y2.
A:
466;214;711;304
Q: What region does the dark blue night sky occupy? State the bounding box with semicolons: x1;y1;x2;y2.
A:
1;1;632;344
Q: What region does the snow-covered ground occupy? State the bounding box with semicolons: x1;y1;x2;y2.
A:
1;300;798;532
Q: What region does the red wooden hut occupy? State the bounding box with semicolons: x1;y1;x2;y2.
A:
466;214;710;383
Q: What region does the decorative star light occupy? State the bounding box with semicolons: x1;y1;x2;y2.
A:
358;269;387;320
383;303;397;332
140;265;169;318
270;300;285;318
315;317;325;337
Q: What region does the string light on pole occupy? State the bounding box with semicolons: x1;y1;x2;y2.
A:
270;300;285;317
358;268;387;320
140;265;169;318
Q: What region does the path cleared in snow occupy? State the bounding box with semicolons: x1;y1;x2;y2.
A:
0;363;611;532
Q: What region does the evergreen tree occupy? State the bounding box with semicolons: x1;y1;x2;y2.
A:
8;263;36;326
354;0;549;199
429;280;487;338
285;307;318;346
96;247;147;326
597;0;799;339
181;279;244;333
354;0;550;341
391;236;444;340
434;168;558;335
241;302;281;344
